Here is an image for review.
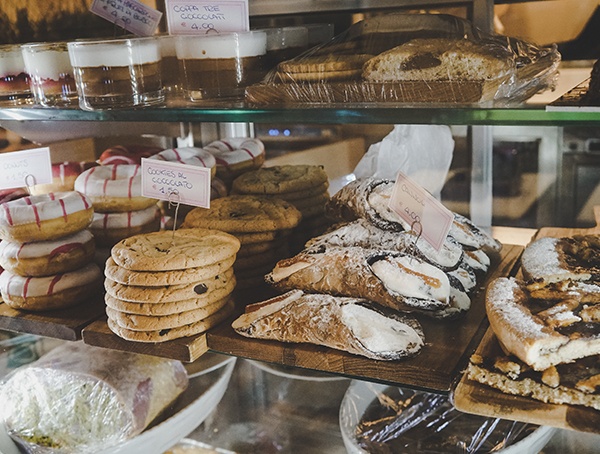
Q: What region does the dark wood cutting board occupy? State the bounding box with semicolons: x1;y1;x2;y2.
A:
0;294;105;340
206;243;523;393
452;207;600;433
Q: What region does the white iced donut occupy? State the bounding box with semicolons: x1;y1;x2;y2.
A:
74;164;157;213
0;191;93;242
148;147;216;176
0;229;95;277
203;138;265;181
90;205;161;248
0;262;103;311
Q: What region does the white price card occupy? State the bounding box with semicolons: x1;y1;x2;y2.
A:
165;0;249;34
388;171;454;251
141;158;211;208
90;0;163;36
0;148;52;191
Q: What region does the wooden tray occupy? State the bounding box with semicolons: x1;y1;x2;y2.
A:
452;208;600;433
206;243;523;393
82;318;211;363
0;294;105;341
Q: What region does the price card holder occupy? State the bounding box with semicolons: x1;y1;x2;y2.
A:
388;171;454;251
141;158;211;209
90;0;163;36
0;148;52;191
165;0;249;34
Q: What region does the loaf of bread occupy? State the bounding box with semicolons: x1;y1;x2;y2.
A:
362;38;513;82
0;342;188;453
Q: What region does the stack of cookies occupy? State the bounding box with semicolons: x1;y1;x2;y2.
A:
230;164;332;253
104;228;240;343
182;195;302;290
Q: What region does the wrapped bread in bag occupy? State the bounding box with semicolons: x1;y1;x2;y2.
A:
0;342;188;453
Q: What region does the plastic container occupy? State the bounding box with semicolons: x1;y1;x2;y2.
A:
340;380;556;454
0;44;31;105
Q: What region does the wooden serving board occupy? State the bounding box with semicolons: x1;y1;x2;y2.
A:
206;244;523;393
82;318;210;363
452;208;600;433
0;294;105;341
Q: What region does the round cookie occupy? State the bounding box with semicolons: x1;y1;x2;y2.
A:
0;229;95;277
231;165;328;195
105;293;230;316
182;195;302;233
0;262;103;311
107;299;234;343
111;228;240;271
0;191;93;243
106;295;230;331
275;182;329;201
237;238;288;258
104;268;235;303
234;229;292;245
105;255;236;286
74;163;157;213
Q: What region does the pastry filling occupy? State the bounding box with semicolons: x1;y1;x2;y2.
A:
369;254;449;304
342;304;423;354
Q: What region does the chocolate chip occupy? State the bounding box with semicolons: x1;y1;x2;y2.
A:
194;283;208;294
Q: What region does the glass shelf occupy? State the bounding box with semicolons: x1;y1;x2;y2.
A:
0;103;598;126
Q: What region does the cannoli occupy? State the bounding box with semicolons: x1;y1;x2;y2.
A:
305;219;463;271
266;245;453;315
326;178;409;231
326;178;501;256
232;289;424;360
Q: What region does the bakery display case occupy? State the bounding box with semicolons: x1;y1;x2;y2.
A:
0;1;599;452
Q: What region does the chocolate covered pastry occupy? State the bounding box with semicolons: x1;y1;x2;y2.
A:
232;289;424;360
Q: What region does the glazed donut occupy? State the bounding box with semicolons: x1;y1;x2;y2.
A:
98;144;163;165
90;205;161;248
0;191;94;243
0;229;95;277
30;161;98;196
0;188;28;204
147;147;217;176
74;164;158;213
203;138;265;182
0;262;103;311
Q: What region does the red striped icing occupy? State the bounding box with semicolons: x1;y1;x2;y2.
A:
128;211;132;228
241;147;254;158
3;204;14;226
22;275;30;298
49;242;85;260
222;140;235;151
103;213;109;230
78;192;91;210
58;199;68;222
47;274;63;296
82;167;96;194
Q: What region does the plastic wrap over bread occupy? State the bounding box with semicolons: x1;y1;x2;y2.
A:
246;13;560;105
0;341;188;453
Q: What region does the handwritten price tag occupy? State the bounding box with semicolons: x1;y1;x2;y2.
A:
388;172;454;251
0;148;52;191
165;0;249;34
90;0;163;36
141;158;211;208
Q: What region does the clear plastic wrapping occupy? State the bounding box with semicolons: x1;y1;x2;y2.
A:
0;341;189;453
340;381;556;453
246;13;560;105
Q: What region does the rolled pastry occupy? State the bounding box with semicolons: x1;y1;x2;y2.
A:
232;289;424;360
326;178;501;255
306;219;464;271
266;245;452;314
